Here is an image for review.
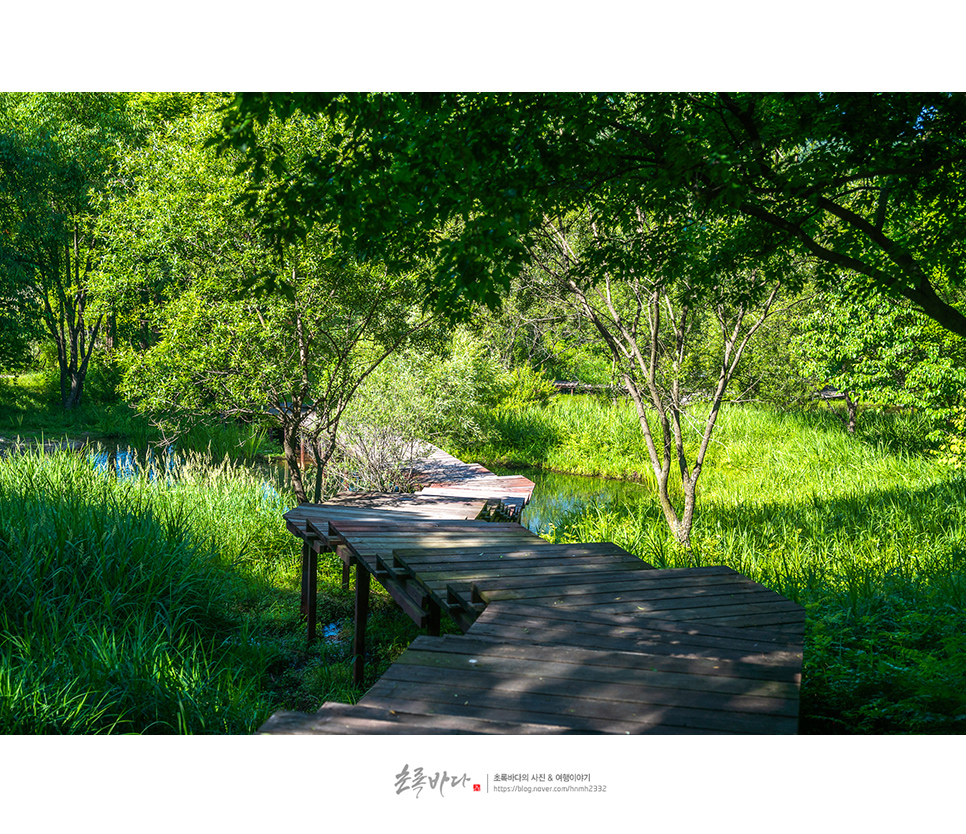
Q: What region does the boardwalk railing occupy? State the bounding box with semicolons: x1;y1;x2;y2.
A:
264;447;804;734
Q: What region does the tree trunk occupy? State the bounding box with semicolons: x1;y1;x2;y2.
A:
58;311;102;410
311;430;342;504
64;371;84;410
845;392;858;434
282;423;309;504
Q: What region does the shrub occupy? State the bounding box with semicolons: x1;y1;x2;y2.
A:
495;365;558;410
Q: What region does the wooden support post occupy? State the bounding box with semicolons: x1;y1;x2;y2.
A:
426;599;441;637
306;546;318;643
352;562;371;686
341;560;351;591
300;538;311;617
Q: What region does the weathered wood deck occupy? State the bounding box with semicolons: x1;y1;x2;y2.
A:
261;447;804;734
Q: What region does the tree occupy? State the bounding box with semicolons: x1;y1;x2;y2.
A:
122;237;436;503
526;210;785;549
0;93;136;408
794;272;966;436
335;328;504;488
109;98;436;503
0;263;37;374
216;93;966;339
468;266;615;385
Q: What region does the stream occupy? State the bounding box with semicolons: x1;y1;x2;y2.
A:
85;446;650;535
488;464;652;536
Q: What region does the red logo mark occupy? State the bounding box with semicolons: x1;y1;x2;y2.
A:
473;784;481;792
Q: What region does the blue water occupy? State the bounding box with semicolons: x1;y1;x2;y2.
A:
88;445;288;511
88;447;650;536
488;465;651;536
88;447;182;480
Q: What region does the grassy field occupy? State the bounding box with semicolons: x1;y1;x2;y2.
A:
453;396;966;733
4;370;964;733
0;372;278;461
0;445;421;733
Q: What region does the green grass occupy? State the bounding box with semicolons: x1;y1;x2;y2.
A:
0;445;418;733
1;372;282;466
7;386;963;733
453;394;653;480
0;371;157;448
456;396;966;733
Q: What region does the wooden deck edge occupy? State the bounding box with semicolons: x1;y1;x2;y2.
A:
257;703;593;735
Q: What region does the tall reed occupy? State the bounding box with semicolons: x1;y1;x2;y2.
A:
0;447;296;733
470;398;966;732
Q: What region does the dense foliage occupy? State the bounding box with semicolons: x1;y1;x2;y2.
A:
219;93;966;337
4;91;966;734
0;449;279;732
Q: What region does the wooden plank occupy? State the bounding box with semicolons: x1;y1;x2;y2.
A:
342;535;542;548
588;565;739;581
346;541;541;558
339;522;542;535
361;675;798;734
405;552;643;575
410;560;650;585
294;508;480;523
395;545;638;561
396;641;801;699
416;634;802;684
287;504;486;521
354;694;715;734
290;491;487;505
475;578;768;605
419;486;533;498
340;530;541;543
584;597;806;620
329;521;528;532
465;616;803;666
672;609;808;630
536;588;799;614
392;542;639;563
381;657;799;719
470;568;756;596
320;492;486;508
258;704;591;734
466;570;661;592
473;601;803;650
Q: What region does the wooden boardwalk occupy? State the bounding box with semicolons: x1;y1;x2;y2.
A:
262;448;804;734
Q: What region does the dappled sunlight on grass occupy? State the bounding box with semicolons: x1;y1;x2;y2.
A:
0;446;421;732
473;399;966;733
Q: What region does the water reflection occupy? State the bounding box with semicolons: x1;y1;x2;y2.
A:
489;465;651;536
89;446;182;480
86;441;356;499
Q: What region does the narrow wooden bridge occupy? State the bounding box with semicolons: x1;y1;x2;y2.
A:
259;447;804;734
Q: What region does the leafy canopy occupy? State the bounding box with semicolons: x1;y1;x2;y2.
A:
216;93;966;336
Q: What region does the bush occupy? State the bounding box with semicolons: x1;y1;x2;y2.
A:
340;329;504;456
495;365;558;410
82;351;125;404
